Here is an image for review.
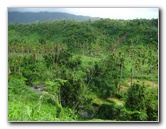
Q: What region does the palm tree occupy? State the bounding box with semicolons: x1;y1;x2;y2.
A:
118;51;125;92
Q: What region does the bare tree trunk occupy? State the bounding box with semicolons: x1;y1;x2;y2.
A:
58;86;61;105
119;64;123;93
131;68;133;86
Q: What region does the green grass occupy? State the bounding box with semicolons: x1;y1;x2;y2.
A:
75;54;107;69
107;98;124;106
8;91;77;121
131;79;158;88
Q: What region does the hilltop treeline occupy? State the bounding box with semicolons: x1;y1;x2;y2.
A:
9;18;158;47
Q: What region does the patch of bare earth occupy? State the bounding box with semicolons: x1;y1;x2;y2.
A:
119;86;128;93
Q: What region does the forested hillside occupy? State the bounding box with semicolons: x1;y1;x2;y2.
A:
8;18;158;121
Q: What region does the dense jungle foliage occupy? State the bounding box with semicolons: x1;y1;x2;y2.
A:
8;18;158;121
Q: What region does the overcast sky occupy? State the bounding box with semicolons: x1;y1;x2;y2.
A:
8;8;158;19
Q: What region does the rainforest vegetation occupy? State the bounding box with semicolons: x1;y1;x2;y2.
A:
8;18;158;121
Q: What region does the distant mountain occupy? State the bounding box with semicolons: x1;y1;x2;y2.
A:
8;12;101;24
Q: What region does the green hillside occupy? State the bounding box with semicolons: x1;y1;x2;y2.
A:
8;18;158;122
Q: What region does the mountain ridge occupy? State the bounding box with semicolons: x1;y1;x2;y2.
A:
8;11;101;24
